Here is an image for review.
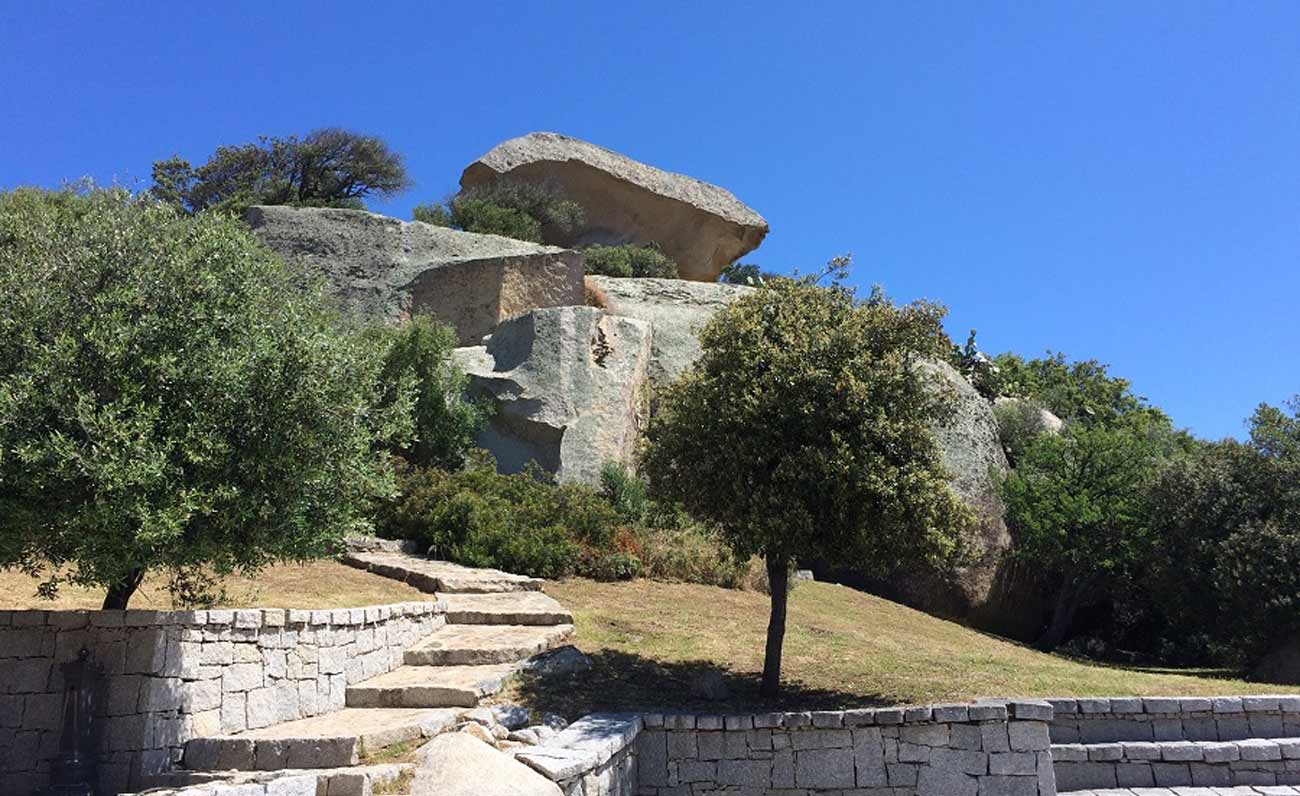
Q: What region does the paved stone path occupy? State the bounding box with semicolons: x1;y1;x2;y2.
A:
177;547;576;785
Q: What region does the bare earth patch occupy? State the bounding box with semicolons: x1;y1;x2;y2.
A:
498;578;1300;716
0;560;427;610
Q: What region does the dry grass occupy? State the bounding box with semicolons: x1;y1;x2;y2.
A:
0;560;427;611
500;578;1300;717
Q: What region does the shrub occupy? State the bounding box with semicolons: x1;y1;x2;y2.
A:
0;187;407;608
150;128;410;216
582;244;679;279
993;397;1056;466
412;180;583;244
369;316;486;470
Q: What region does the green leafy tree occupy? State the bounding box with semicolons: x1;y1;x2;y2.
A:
640;269;970;696
1000;421;1167;650
992;351;1166;428
369;316;487;470
150;128;411;215
0;187;409;608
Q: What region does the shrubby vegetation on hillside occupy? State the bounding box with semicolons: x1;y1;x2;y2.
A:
582;243;679;278
374;456;754;586
413;179;583;244
151;128;410;216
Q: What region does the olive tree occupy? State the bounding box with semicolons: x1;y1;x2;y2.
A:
0;187;411;608
640;269;971;697
151;128;411;215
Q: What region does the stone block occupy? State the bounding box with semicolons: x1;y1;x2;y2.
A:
1116;762;1156;787
139;676;181;712
905;706;934;722
902;723;950;747
220;690;247;734
1121;741;1163;760
1054;761;1116;791
724;714;751;731
791;728;851;749
1189;761;1232;787
1110;697;1144;714
888;762;919;786
899;742;932;763
1051;743;1088;762
20;692;59;731
933;703;971;723
976;774;1037;796
952;723;983;750
695;731;723;760
223;662;264;693
666;731;696;760
989;752;1037;775
971;702;1010;722
1145;696;1184;713
916;764;978;796
1151;761;1192;787
1008;721;1049;752
1204;741;1243;763
1213;697;1245;713
931;746;989;775
3;659;50;693
717;758;770;787
981;722;1010;753
795;746;855;788
1240;739;1285;761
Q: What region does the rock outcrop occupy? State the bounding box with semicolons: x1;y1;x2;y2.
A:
246;205;584;345
916;359;1014;606
460;132;768;282
813;360;1014;624
586;275;754;384
413;732;561;796
994;396;1066;436
455;306;652;484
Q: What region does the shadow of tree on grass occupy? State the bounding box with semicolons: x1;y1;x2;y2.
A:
504;648;895;719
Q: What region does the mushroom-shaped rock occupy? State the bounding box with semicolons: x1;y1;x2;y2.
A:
455;306;653;484
460;132;768;281
246;205;584;345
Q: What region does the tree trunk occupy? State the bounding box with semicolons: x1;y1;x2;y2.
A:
102;567;145;610
761;556;790;699
1035;578;1085;652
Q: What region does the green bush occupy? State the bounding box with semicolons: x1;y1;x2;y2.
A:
412;180;583;244
0;187;408;608
369;316;486;470
993;397;1056;466
583;243;679;278
375;456;753;585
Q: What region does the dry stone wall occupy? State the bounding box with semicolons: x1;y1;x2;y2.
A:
0;602;442;796
1053;737;1300;790
1047;696;1300;743
633;701;1057;796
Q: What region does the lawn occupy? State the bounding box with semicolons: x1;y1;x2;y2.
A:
0;560;427;610
500;578;1300;716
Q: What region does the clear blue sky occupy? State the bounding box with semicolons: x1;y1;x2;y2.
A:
3;1;1296;440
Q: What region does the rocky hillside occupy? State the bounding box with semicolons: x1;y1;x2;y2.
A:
249;131;1015;624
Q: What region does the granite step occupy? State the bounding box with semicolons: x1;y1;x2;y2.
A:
341;551;543;593
403;623;574;666
182;707;460;770
346;663;520;708
143;763;412;796
442;591;573;626
1053;738;1300;791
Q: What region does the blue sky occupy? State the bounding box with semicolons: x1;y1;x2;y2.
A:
2;1;1296;440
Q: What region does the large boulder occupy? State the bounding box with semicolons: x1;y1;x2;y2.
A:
812;360;1015;624
455;306;652;484
246;205;584;345
413;732;561;796
586;275;754;385
460;132;768;282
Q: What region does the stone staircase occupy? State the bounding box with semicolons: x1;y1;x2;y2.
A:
1050;696;1300;795
168;546;576;793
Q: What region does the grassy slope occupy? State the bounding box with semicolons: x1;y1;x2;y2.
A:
499;578;1300;716
0;561;426;610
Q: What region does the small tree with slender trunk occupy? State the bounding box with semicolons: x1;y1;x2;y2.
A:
639;264;971;697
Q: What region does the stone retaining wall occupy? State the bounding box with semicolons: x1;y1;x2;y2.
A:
0;602;443;796
633;701;1057;796
1047;696;1300;743
517;713;641;796
1053;738;1300;789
